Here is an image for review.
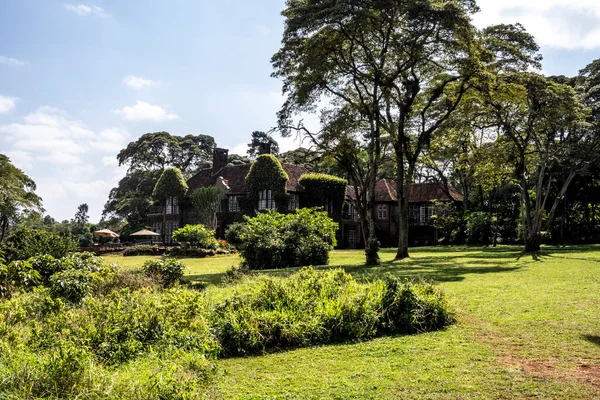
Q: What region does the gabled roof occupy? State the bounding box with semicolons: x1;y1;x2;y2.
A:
187;163;309;195
346;180;463;203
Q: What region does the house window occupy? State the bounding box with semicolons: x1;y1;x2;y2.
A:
258;190;275;210
288;194;299;211
347;229;357;247
342;203;358;221
420;205;434;223
409;205;420;224
377;204;388;220
229;195;240;212
166;197;179;215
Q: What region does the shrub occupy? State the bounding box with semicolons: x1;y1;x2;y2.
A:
28;255;62;282
123;245;167;256
49;269;104;303
1;227;77;263
142;259;186;287
235;208;338;270
211;267;454;356
0;260;41;298
171;224;219;249
379;275;455;334
224;222;245;246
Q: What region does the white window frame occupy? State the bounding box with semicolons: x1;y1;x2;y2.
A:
166;196;179;215
258;190;275;210
229;195;240;212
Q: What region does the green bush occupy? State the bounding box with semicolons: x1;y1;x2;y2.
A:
1;227;77;263
142;259;186;287
234;208;338;270
49;269;104;303
123;245;167;256
171;224;219;249
211;267;454;356
0;260;41;298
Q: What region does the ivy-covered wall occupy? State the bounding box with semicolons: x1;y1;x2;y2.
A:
298;173;347;215
245;154;290;214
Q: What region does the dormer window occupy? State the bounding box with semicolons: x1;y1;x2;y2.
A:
258;190;275;210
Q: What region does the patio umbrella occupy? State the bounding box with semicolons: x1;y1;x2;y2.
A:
130;229;161;237
93;229;120;238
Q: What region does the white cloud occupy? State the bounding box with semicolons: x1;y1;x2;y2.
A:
123;75;156;89
114;101;178;122
474;0;600;50
0;95;17;113
64;4;109;18
0;56;26;67
0;107;129;166
0;107;130;221
5;151;33;170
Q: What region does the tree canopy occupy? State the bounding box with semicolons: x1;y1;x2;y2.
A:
0;155;42;241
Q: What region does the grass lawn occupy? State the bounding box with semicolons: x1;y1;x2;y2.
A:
104;246;600;399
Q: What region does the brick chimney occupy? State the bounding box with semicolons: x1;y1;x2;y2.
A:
212;147;229;173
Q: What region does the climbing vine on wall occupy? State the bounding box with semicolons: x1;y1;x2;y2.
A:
245;154;289;213
299;173;347;213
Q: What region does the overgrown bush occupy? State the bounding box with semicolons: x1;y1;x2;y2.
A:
0;266;454;398
142;259;186;287
211;267;454;356
167;247;225;258
0;260;41;298
1;227;77;263
233;208;338;270
172;224;219;249
123;245;167;256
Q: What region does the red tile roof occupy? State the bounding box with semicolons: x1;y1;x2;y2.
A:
187;163;309;194
346;180;463;203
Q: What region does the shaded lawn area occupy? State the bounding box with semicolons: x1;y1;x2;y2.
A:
105;246;600;398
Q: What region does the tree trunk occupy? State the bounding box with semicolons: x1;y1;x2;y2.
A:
395;179;411;260
525;231;541;252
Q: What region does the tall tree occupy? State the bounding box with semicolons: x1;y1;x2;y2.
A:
0;155;42;242
118;132;215;173
247;131;280;158
485;73;591;252
273;1;540;259
153;168;189;242
104;132;215;228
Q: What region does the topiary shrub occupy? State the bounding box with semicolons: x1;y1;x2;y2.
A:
245;154;289;213
298;173;348;212
234;208;338;270
142;259;186;287
171;224;218;249
1;228;77;263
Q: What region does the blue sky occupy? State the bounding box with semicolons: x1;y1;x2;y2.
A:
0;0;599;222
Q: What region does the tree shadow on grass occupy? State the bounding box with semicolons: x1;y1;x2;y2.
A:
582;334;600;347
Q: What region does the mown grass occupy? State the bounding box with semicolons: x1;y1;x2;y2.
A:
104;245;600;399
